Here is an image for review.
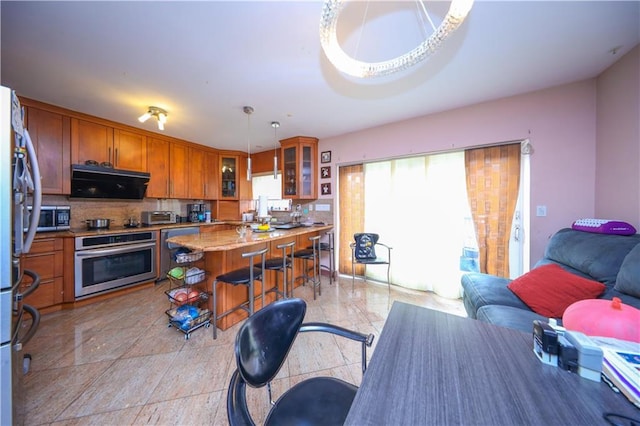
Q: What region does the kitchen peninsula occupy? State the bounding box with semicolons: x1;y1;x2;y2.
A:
167;224;333;330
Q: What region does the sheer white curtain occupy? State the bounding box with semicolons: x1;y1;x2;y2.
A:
363;151;473;298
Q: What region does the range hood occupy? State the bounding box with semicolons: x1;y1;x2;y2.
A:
70;164;150;200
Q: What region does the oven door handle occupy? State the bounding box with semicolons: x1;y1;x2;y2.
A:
75;242;156;257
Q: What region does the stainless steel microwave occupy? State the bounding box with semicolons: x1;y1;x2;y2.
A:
26;205;71;232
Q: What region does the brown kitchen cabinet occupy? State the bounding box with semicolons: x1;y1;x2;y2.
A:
23;103;71;195
146;137;171;198
169;142;189;199
20;237;64;311
238;154;252;201
113;128;147;171
204;150;219;200
71;118;147;172
188;146;206;199
280;136;318;199
220;155;239;199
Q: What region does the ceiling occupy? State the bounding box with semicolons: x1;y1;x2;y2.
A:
1;1;639;153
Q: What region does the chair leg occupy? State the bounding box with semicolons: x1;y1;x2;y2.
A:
387;264;391;296
309;259;316;300
249;280;255;316
352;262;355;292
289;263;294;298
329;246;334;285
315;253;321;297
212;279;218;339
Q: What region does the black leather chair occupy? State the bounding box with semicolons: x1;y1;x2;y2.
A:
212;247;268;339
227;298;374;426
350;233;392;294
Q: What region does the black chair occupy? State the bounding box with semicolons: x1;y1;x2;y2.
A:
260;240;295;299
293;235;322;299
227;298;374;426
212;247;268;339
350;233;392;294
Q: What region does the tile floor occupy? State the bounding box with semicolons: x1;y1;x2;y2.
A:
21;276;466;425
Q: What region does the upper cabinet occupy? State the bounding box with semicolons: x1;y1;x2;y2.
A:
146;137;170;198
188;146;206;199
220;155;238;199
23;105;71;195
204;150;219;200
71;118;147;172
169;142;189;199
113;129;147;171
280;136;318;200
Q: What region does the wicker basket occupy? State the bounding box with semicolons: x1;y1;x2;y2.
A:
184;267;205;285
175;250;204;264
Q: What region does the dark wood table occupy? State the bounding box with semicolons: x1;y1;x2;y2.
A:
345;302;639;425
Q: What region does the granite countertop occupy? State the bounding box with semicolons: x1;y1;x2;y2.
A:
166;224;333;252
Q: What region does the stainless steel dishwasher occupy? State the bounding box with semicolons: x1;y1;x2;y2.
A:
159;227;200;282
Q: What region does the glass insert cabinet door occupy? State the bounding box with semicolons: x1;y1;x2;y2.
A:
280;136;318;199
283;146;297;196
220;156;237;198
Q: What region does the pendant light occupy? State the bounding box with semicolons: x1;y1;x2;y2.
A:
271;121;280;179
244;106;254;181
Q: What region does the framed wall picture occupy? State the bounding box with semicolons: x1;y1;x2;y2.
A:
321;166;331;179
321;150;331;163
321;182;331;195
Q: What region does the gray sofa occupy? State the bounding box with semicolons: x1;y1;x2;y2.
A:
461;228;640;333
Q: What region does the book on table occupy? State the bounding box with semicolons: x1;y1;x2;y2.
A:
592;336;640;408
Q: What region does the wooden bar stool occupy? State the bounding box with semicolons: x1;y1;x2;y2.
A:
260;240;296;299
294;235;322;300
212;247;268;339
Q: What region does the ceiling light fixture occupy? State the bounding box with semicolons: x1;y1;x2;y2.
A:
138;106;168;131
271;121;280;179
244;106;254;181
319;0;474;78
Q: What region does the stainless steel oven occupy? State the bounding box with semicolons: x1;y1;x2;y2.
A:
74;231;157;299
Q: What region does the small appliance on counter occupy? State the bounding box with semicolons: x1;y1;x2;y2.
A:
187;203;206;222
141;211;176;225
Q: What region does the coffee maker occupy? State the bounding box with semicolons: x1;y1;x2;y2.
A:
187;203;206;222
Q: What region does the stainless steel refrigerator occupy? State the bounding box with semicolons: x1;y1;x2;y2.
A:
0;86;42;425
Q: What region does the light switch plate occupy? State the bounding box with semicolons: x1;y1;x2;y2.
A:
536;205;547;217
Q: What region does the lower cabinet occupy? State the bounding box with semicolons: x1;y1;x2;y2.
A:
21;238;64;310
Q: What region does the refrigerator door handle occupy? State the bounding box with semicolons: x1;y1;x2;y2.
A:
18;303;39;347
19;269;40;299
11;90;42;255
20;128;41;254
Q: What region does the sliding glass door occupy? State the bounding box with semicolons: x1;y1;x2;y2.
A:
338;143;524;299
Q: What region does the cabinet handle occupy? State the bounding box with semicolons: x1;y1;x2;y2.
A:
115;148;119;166
108;147;112;163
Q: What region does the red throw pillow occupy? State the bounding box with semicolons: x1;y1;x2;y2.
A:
507;264;606;318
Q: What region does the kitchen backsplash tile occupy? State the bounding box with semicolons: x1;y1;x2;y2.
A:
41;195;335;229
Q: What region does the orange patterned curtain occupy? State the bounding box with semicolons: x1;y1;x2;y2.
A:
338;164;364;275
465;144;521;277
